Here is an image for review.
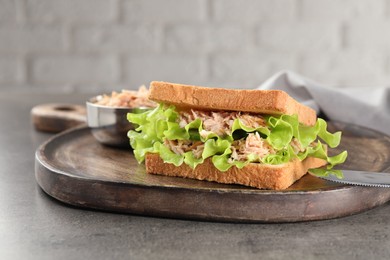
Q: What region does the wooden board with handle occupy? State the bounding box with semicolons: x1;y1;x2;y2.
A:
31;103;86;133
35;121;390;223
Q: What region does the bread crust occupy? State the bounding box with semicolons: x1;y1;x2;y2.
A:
145;153;327;190
149;81;317;126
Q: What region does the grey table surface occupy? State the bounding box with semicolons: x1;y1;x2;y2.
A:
1;91;390;260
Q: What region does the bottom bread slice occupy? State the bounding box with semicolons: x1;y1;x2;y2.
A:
145;153;327;190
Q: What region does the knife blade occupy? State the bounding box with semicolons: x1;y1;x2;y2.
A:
316;170;390;187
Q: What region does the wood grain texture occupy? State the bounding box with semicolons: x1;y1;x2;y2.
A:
35;122;390;223
31;103;86;133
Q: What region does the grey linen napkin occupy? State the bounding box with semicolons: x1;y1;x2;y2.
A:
257;70;390;136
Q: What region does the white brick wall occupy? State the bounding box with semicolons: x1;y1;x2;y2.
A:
300;50;390;87
0;24;66;52
299;0;386;21
0;55;24;83
124;54;208;88
211;52;296;88
26;0;117;23
73;25;161;53
212;0;297;23
346;21;390;51
0;0;19;22
165;24;253;54
122;0;207;23
32;55;119;83
0;0;390;93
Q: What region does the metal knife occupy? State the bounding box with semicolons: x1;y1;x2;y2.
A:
318;170;390;188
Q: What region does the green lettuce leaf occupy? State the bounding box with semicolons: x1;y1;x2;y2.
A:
266;116;294;150
202;138;231;159
262;144;297;165
153;142;183;166
327;150;348;168
212;149;249;171
184;151;204;169
127;104;347;177
308;168;344;179
231;118;270;139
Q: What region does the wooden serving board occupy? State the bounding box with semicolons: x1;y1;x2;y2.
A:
35;122;390;223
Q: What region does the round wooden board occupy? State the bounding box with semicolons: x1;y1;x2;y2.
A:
35;122;390;223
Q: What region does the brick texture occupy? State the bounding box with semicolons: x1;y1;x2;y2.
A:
300;0;386;21
257;22;341;52
345;21;390;51
26;0;117;23
124;54;207;87
212;0;296;23
0;0;390;92
123;0;206;23
165;24;252;53
299;50;389;87
0;25;65;52
32;55;119;84
0;0;18;22
74;25;161;53
0;56;24;83
211;52;296;88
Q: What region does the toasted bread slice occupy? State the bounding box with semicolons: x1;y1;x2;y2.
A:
149;81;317;126
145;153;327;190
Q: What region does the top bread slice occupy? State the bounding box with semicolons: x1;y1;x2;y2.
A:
149;81;317;126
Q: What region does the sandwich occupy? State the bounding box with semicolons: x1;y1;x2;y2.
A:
127;82;347;190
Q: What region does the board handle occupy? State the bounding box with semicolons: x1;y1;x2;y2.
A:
31;103;86;133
